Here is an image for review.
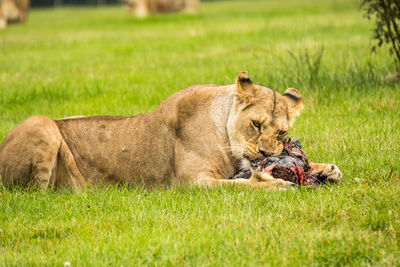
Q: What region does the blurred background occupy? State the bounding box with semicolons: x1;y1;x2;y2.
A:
32;0;119;6
31;0;218;7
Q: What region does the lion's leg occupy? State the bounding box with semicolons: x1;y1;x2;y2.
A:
31;139;88;190
56;139;87;190
183;0;198;13
0;116;60;188
196;172;294;191
0;6;6;29
0;17;6;29
30;140;60;189
129;0;148;17
309;162;342;183
0;115;87;190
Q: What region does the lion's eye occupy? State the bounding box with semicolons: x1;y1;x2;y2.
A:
278;131;287;136
252;121;261;128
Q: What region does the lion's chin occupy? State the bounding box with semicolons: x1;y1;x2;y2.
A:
240;158;251;171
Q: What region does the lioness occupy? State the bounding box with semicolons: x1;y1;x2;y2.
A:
0;0;30;29
0;72;342;190
123;0;198;17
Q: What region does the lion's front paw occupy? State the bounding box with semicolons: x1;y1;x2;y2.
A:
311;163;342;183
250;171;296;190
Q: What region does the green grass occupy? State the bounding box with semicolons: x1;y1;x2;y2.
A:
1;0;400;265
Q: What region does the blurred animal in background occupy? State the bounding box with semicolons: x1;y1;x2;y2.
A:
0;0;30;29
123;0;198;17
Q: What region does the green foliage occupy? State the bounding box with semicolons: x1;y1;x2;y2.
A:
361;0;400;73
0;0;400;265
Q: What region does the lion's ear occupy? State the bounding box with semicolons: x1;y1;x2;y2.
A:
283;88;303;124
235;71;254;106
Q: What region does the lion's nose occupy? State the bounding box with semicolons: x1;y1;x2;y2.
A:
259;148;273;157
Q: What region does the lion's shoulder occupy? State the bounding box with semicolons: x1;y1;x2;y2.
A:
153;84;233;129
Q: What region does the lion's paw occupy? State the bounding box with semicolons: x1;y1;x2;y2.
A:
314;164;342;183
250;171;296;190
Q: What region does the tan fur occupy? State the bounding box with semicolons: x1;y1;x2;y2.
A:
123;0;198;17
0;71;341;190
0;0;30;29
309;162;342;183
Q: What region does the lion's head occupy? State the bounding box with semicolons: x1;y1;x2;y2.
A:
228;71;303;167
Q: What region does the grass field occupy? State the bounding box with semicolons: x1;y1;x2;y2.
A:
1;0;400;265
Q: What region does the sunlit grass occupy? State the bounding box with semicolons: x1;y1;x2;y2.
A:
0;0;400;265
